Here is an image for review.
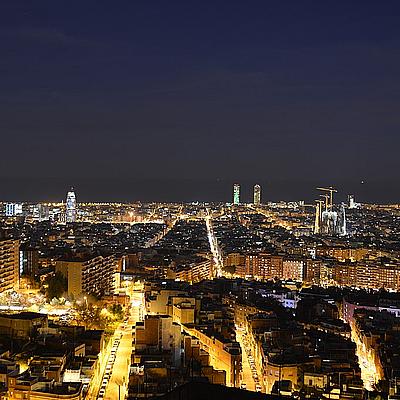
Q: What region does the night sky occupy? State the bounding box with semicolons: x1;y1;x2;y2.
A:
1;1;400;203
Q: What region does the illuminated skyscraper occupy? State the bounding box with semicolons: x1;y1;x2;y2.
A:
233;183;240;205
253;184;261;205
65;187;77;223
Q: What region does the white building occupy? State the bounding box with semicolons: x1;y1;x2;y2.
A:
66;188;77;223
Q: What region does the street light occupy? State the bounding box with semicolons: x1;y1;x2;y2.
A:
116;378;125;400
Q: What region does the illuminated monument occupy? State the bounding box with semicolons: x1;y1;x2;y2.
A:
233;183;240;205
314;187;346;235
348;194;361;209
65;187;77;223
253;184;261;205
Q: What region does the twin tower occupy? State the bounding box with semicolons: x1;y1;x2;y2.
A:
233;183;261;205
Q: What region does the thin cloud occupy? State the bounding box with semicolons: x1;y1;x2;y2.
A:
0;27;97;47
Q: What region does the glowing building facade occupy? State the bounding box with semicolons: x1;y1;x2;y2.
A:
0;239;19;293
5;203;23;217
65;188;77;223
233;183;240;205
253;184;261;205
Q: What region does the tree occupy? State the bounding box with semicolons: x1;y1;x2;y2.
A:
75;304;105;329
108;304;124;320
223;265;235;275
45;272;67;301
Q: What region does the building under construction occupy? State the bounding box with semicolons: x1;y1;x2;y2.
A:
314;187;346;236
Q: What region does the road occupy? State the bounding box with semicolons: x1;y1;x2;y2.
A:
205;213;224;277
103;287;144;400
236;326;263;393
103;326;130;400
350;320;382;391
86;328;116;399
144;218;177;248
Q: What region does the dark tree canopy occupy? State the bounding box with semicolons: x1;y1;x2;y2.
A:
45;272;67;301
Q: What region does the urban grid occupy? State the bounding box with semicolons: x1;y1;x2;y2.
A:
0;185;399;400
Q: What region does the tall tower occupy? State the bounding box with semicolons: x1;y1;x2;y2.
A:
233;183;240;205
253;184;261;205
66;187;77;223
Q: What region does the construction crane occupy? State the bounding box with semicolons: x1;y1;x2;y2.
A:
317;187;337;210
314;199;324;234
319;194;330;211
315;199;324;209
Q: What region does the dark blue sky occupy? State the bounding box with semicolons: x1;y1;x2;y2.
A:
1;1;400;202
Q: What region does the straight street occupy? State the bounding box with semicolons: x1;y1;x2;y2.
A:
205;213;224;277
103;326;131;400
86;328;117;399
236;326;263;393
103;285;144;400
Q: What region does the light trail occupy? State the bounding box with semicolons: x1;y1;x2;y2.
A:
205;212;223;277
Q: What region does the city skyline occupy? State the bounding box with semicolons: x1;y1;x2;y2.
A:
0;177;394;204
